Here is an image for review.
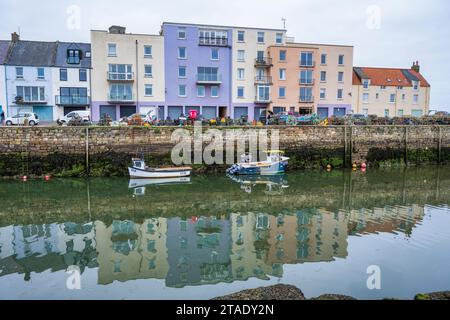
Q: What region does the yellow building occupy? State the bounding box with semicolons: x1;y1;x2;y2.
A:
352;63;431;117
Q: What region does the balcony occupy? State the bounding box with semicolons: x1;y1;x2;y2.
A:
299;79;315;86
299;61;315;68
55;95;90;106
108;94;135;104
254;57;273;68
107;71;134;82
254;76;273;85
255;96;272;104
299;95;314;103
199;36;228;47
196;74;222;84
14;95;47;105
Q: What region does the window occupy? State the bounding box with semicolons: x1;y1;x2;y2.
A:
300;87;313;102
363;93;369;103
380;85;386;90
337;89;343;99
300;52;314;67
37;68;45;80
412;109;423;117
199;30;228;45
144;45;152;58
79;69;87;82
338;72;344;82
376;93;379;100
338;55;344;65
211;86;219;97
321;54;327;65
256;85;270;101
211;48;219;60
59;87;88;105
398;109;404;117
237;31;245;42
237;86;244;98
320;71;327;82
109;64;133;80
402;94;406;101
300;70;313;84
363;108;369;116
178;66;187;78
257;32;265;43
60;68;68;81
178;47;187;59
67;49;81;64
413;94;419;104
197;67;219;82
144;65;153;78
363;79;370;89
16;86;46;102
237;68;245;80
237;50;245;61
390;94;396;103
279;50;286;61
384;109;390;117
397;86;403;90
279;87;286;98
16;67;24;79
108;43;117;57
178;85;187;97
197;85;206;97
145;84;153;96
85;51;91;58
109;84;133;101
279;69;286;80
276;33;283;44
320;88;326;99
413;81;419;90
178;28;186;39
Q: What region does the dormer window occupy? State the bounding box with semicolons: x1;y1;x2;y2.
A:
413;81;419;90
67;49;82;64
85;51;91;58
362;79;370;89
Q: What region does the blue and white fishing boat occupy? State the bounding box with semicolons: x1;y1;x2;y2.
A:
226;151;290;175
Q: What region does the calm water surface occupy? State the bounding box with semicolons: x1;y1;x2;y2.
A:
0;167;449;300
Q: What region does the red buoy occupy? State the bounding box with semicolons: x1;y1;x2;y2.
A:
44;175;51;181
361;163;367;169
22;176;28;181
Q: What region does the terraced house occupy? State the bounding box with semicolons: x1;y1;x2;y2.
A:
2;32;91;121
91;26;165;121
0;40;10;118
352;63;431;117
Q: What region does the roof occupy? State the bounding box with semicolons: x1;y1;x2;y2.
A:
6;40;57;67
162;21;286;32
0;40;11;64
352;67;430;88
54;42;91;68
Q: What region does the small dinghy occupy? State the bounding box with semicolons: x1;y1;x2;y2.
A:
227;150;290;176
128;158;192;179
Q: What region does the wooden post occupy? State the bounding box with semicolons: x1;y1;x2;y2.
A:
349;125;353;167
438;126;442;165
404;126;408;166
85;127;89;176
344;126;348;168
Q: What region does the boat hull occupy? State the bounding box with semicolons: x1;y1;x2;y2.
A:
128;167;191;179
128;177;191;188
227;160;288;175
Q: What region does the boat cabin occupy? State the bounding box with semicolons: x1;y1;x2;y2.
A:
132;158;146;170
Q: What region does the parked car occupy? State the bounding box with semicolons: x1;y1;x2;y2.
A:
5;113;39;126
57;110;91;125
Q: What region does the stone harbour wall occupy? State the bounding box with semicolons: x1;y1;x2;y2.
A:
0;125;449;177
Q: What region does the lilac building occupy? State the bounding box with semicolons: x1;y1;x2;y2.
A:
161;23;232;120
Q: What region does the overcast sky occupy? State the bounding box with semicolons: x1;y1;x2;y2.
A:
1;0;449;111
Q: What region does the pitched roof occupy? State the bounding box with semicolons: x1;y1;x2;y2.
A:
353;67;430;87
0;40;11;64
6;40;57;67
54;42;92;68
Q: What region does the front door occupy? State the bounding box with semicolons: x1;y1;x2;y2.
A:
219;107;227;118
333;107;346;118
100;105;117;121
317;107;329;119
120;105;136;118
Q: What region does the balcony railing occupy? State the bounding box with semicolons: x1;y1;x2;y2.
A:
55;95;90;106
299;79;315;85
107;71;134;82
254;57;273;67
255;96;271;104
299;95;314;103
196;74;222;84
108;94;135;103
299;61;316;68
199;37;228;46
14;95;47;105
254;76;273;85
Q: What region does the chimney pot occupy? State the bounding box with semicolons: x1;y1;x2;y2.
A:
11;32;20;43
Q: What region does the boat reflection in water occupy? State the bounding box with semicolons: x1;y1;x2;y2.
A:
129;177;192;196
227;174;289;195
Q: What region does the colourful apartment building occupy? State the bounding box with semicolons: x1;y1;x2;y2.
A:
90;26;165;121
352;63;431;117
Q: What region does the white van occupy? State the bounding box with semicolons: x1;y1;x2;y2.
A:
57;111;91;125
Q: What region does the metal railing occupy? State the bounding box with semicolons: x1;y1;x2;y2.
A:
196;74;222;83
254;76;273;84
299;95;314;103
55;95;90;106
199;37;228;46
299;79;315;85
300;61;316;68
254;57;273;67
107;71;134;81
13;95;47;104
108;93;135;103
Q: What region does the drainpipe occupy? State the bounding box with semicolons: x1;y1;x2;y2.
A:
135;39;139;112
4;66;8;118
89;68;92;118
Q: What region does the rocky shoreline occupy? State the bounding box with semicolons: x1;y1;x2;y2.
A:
213;285;450;301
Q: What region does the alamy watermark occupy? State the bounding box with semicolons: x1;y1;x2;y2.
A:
170;122;280;165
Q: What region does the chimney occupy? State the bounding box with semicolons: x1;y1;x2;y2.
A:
109;26;126;34
411;60;420;73
11;32;20;43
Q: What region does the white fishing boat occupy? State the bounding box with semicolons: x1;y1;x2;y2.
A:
128;158;192;179
227;151;290;176
128;177;191;188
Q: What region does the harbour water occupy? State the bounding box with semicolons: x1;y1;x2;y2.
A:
0;167;449;300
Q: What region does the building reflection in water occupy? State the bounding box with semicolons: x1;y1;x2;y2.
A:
0;205;424;287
